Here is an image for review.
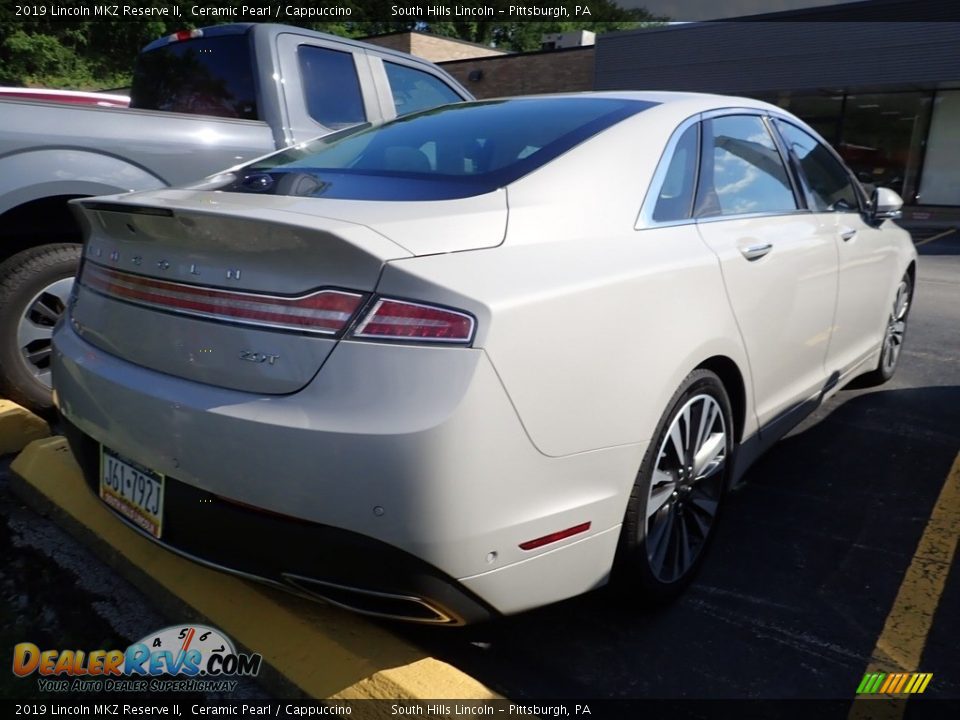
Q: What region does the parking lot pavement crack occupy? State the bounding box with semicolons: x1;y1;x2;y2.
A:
688;598;868;666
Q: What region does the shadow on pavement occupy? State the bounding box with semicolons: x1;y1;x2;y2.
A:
400;385;960;700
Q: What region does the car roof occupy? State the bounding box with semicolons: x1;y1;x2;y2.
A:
477;90;781;114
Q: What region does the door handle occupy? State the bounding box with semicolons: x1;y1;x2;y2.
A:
740;243;773;261
840;228;857;242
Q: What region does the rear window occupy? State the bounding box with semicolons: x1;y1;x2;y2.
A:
222;97;656;201
130;35;258;120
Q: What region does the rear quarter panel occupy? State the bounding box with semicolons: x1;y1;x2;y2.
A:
376;103;755;458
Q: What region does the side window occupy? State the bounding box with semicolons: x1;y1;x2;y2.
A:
652;124;699;222
774;120;860;212
298;46;366;128
696;115;797;218
384;62;462;117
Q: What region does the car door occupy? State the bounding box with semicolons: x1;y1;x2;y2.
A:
772;118;901;377
693;113;839;431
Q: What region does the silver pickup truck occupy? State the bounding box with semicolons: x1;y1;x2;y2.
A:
0;23;472;413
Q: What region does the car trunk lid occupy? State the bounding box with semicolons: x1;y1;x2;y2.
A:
68;191;498;395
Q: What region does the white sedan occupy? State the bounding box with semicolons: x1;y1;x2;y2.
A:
52;92;916;624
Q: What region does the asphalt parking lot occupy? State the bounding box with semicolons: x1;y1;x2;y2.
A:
2;230;958;701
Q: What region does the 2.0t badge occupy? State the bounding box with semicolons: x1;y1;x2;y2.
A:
239;350;280;365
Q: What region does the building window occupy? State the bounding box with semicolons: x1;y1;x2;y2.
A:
918;90;960;206
838;92;932;203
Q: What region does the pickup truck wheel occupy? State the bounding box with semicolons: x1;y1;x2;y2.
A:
0;244;81;413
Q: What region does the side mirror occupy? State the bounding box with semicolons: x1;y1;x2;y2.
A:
871;187;903;221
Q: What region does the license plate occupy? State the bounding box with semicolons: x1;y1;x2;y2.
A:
99;446;164;539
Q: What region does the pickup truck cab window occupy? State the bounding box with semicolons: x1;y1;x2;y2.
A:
298;45;367;128
385;62;464;117
130;34;258;120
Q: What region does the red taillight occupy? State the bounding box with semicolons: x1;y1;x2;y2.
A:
352;299;475;344
170;29;203;43
519;522;592;551
81;263;363;335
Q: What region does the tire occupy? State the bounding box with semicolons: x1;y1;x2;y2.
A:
0;244;81;414
858;271;913;387
613;369;734;604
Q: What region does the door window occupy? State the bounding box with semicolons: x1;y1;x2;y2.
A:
775;120;861;212
696;115;797;218
384;62;462;117
298;45;366;128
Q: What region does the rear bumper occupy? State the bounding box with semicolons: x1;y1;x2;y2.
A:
61;415;492;624
53;320;643;620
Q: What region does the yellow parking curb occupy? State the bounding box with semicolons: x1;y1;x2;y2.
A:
10;436;499;701
0;399;50;456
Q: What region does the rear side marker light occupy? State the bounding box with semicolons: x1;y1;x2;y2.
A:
352;298;475;344
81;263;364;335
519;522;592;551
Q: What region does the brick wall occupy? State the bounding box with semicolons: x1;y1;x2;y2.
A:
440;47;595;99
363;33;505;63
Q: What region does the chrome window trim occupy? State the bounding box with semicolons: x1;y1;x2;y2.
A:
637;106;816;231
694;208;814;225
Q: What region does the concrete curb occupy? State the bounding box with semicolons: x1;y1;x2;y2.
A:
0;399;50;456
10;436;499;701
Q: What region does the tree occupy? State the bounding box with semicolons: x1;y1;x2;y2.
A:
0;0;665;88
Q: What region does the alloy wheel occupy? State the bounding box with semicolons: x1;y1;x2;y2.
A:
880;278;911;376
17;277;74;388
646;393;727;583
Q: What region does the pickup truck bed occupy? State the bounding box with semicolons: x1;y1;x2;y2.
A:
0;23;471;413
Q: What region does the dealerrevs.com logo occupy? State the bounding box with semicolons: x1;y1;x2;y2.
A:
13;624;262;693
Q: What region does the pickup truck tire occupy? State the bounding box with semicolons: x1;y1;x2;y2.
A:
0;244;81;414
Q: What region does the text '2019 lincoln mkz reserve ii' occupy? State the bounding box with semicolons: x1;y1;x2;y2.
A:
53;93;917;624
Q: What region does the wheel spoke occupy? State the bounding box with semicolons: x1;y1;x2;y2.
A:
686;503;712;541
17;319;52;348
693;431;725;479
695;399;718;454
24;346;52;364
647;507;674;575
689;493;719;520
44;277;74;306
647;468;676;519
30;298;61;324
668;420;687;467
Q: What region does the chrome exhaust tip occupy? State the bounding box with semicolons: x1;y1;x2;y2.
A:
282;574;456;625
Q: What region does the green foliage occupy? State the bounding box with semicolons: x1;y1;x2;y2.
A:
0;0;664;89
